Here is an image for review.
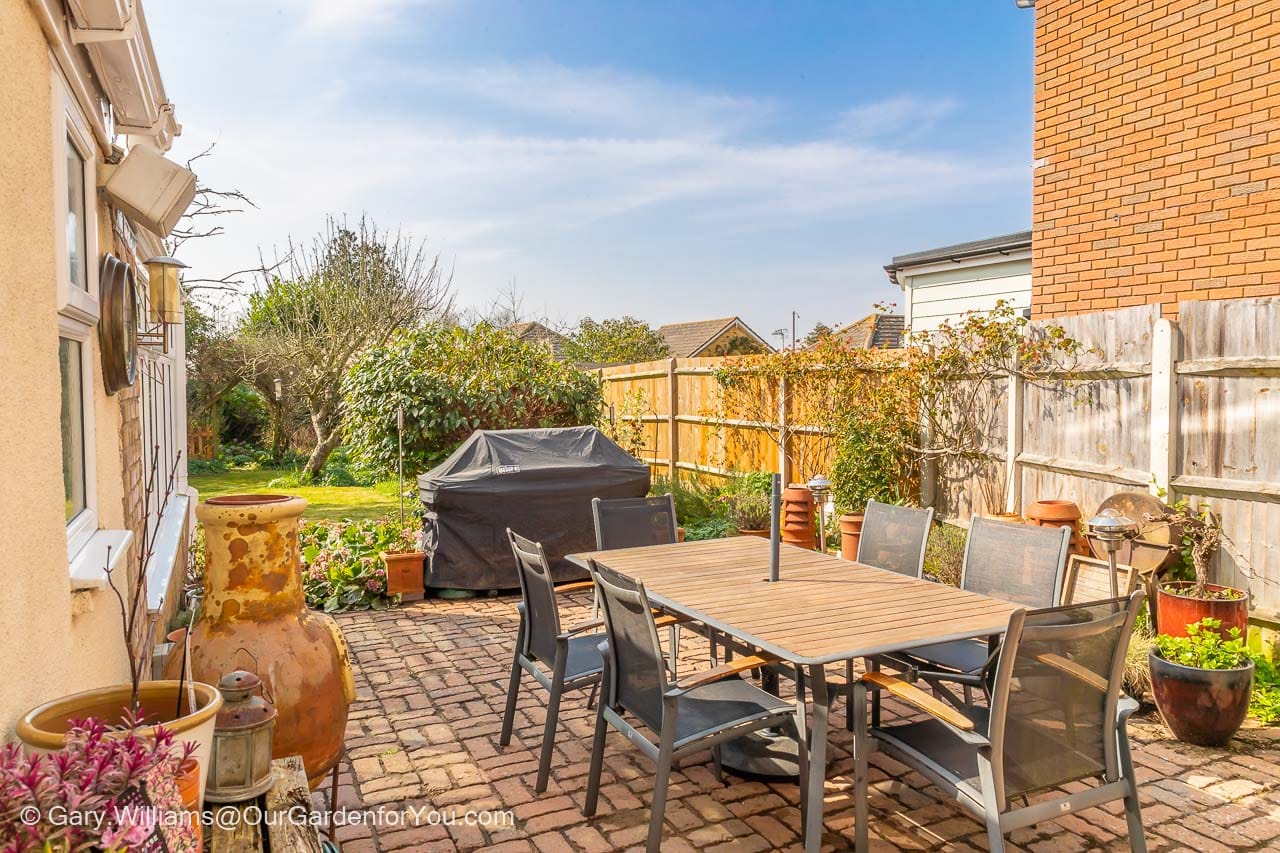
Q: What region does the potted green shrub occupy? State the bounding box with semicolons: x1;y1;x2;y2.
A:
1149;617;1254;746
1149;501;1248;637
728;490;772;538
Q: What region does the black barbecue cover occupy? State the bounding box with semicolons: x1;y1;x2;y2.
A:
417;426;650;590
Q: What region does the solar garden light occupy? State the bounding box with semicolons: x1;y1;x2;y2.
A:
807;474;832;553
1087;508;1138;598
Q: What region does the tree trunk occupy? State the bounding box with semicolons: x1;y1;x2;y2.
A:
302;414;342;482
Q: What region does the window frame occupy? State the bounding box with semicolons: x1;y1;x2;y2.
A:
52;68;100;561
59;316;98;561
52;68;99;327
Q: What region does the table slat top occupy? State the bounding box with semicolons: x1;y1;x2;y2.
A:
568;536;1019;665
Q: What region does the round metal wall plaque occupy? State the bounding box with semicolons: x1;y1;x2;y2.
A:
98;254;138;394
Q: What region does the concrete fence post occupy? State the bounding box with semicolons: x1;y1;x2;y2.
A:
1150;318;1181;499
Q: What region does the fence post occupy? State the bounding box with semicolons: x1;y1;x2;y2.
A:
1004;370;1024;514
778;375;792;485
1150;318;1181;498
667;357;680;481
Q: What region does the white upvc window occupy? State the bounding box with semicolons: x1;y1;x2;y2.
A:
60;319;97;560
53;68;100;563
53;67;99;327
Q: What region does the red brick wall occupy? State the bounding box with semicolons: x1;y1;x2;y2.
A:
1032;0;1280;318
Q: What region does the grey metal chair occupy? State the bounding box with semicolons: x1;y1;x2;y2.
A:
857;500;935;578
592;494;686;674
827;502;935;728
499;529;604;793
582;558;805;853
851;592;1148;852
880;516;1072;706
591;494;678;550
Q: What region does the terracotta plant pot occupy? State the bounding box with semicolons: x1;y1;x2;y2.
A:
382;550;426;601
1156;581;1249;638
16;680;222;803
839;514;864;561
781;487;816;550
1024;500;1088;556
1149;650;1254;746
177;757;203;847
738;528;771;539
171;494;355;789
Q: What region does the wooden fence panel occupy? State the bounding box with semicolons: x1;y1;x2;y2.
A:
1017;305;1157;521
597;298;1280;611
1175;298;1280;606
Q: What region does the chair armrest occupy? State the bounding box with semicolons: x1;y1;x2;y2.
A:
554;580;595;594
1034;652;1108;693
670;654;778;692
653;613;692;628
562;619;604;637
861;671;976;732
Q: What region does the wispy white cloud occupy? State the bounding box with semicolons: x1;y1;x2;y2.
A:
279;0;443;34
835;95;959;139
391;62;770;138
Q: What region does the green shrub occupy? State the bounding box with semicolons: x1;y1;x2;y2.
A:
220;383;270;446
650;473;718;522
923;522;965;586
300;516;419;612
342;324;604;475
1154;618;1251;670
188;457;228;474
830;414;918;514
683;517;737;541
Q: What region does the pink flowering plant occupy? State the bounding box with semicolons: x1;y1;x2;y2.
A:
300;515;417;612
0;716;198;853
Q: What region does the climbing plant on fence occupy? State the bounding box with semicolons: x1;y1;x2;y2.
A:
342;323;604;474
714;303;1086;513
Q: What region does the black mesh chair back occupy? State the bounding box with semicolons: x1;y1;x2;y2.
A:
962;516;1071;608
857;501;935;578
593;495;678;551
988;593;1142;803
508;529;564;666
590;560;668;732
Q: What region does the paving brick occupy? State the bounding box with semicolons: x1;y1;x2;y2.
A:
331;591;1280;852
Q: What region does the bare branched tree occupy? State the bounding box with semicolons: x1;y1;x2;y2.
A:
166;143;287;293
239;215;454;480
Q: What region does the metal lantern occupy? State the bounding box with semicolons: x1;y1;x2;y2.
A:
143;255;188;324
205;670;277;803
1086;508;1139;598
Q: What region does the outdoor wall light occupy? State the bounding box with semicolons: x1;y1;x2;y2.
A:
143;255;188;324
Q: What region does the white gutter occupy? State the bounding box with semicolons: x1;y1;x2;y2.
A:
29;0;179;152
28;0;113;151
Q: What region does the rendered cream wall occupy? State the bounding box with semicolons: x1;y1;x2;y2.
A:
0;0;133;736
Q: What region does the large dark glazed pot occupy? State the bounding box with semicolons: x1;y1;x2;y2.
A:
1156;582;1249;638
1149;650;1253;746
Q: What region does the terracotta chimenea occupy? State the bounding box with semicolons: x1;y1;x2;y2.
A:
171;495;355;789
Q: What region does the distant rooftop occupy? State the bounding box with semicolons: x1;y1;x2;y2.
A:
834;313;905;349
509;321;568;358
657;317;772;357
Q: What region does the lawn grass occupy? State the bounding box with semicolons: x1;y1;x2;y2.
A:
188;468;406;522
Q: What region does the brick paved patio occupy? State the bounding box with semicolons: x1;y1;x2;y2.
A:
317;592;1280;852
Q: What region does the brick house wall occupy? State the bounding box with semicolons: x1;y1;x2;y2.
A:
1032;0;1280;318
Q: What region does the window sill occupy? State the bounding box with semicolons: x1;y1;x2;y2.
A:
145;494;189;612
69;529;134;591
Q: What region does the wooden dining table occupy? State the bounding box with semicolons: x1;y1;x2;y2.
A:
567;535;1019;853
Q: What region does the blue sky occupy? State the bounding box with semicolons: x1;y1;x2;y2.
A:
147;0;1034;341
